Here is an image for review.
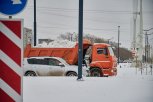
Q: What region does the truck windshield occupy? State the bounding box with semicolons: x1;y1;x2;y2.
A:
108;46;114;56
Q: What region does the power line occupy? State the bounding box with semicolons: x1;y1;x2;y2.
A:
27;6;153;14
37;25;129;32
35;11;130;25
26;7;134;25
27;6;133;14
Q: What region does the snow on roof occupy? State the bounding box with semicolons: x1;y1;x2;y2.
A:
37;39;76;48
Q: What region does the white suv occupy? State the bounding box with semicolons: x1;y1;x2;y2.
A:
23;57;88;76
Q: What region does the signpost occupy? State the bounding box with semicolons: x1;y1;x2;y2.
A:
0;0;27;15
77;0;84;80
0;19;23;102
0;0;26;101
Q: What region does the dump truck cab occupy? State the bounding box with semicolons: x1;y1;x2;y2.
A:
89;43;117;77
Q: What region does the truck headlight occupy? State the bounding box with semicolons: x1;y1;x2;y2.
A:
111;69;114;73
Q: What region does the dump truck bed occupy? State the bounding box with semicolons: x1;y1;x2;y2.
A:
24;40;91;65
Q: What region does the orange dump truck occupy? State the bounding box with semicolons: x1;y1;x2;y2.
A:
24;40;117;77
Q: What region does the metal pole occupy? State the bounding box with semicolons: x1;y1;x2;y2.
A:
137;0;143;61
136;56;137;74
132;0;138;53
144;28;153;63
70;33;73;41
151;61;152;75
77;0;83;80
145;32;147;74
145;32;147;62
133;18;137;49
9;16;12;19
118;26;120;64
34;0;37;46
141;62;143;75
146;34;149;63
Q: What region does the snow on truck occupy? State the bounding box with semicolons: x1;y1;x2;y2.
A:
24;39;117;77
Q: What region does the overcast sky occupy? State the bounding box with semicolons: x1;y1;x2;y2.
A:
1;0;153;49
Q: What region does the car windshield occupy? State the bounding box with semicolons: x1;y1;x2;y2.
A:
108;46;114;56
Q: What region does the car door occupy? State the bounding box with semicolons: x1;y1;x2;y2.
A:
45;58;65;76
34;58;51;76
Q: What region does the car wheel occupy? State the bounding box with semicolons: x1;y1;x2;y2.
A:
25;71;37;76
66;72;77;77
90;68;102;77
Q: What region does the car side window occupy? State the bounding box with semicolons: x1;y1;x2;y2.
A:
27;58;36;64
97;48;107;55
27;58;47;65
27;59;33;64
45;58;61;66
35;59;44;64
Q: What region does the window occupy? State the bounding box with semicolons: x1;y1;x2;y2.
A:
36;59;44;64
27;58;63;66
45;58;61;66
27;58;35;64
97;48;107;55
27;58;48;65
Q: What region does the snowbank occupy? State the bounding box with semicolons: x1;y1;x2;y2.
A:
37;39;76;48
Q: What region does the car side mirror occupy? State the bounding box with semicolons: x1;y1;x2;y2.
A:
59;63;64;67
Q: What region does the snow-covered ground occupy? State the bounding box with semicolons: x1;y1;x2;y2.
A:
23;63;153;102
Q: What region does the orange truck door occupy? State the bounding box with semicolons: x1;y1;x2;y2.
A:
92;45;111;69
96;47;110;68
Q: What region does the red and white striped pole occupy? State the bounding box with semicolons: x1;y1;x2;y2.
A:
0;19;23;102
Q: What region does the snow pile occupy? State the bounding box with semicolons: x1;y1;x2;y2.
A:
37;39;76;48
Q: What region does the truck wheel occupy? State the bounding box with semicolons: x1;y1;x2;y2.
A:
25;71;37;76
66;72;77;77
90;68;102;77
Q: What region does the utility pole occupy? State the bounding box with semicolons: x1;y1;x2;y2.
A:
132;0;138;51
131;0;138;68
144;28;153;63
144;28;153;75
146;33;149;63
34;0;37;46
77;0;83;80
137;0;143;62
118;26;120;64
145;31;147;62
